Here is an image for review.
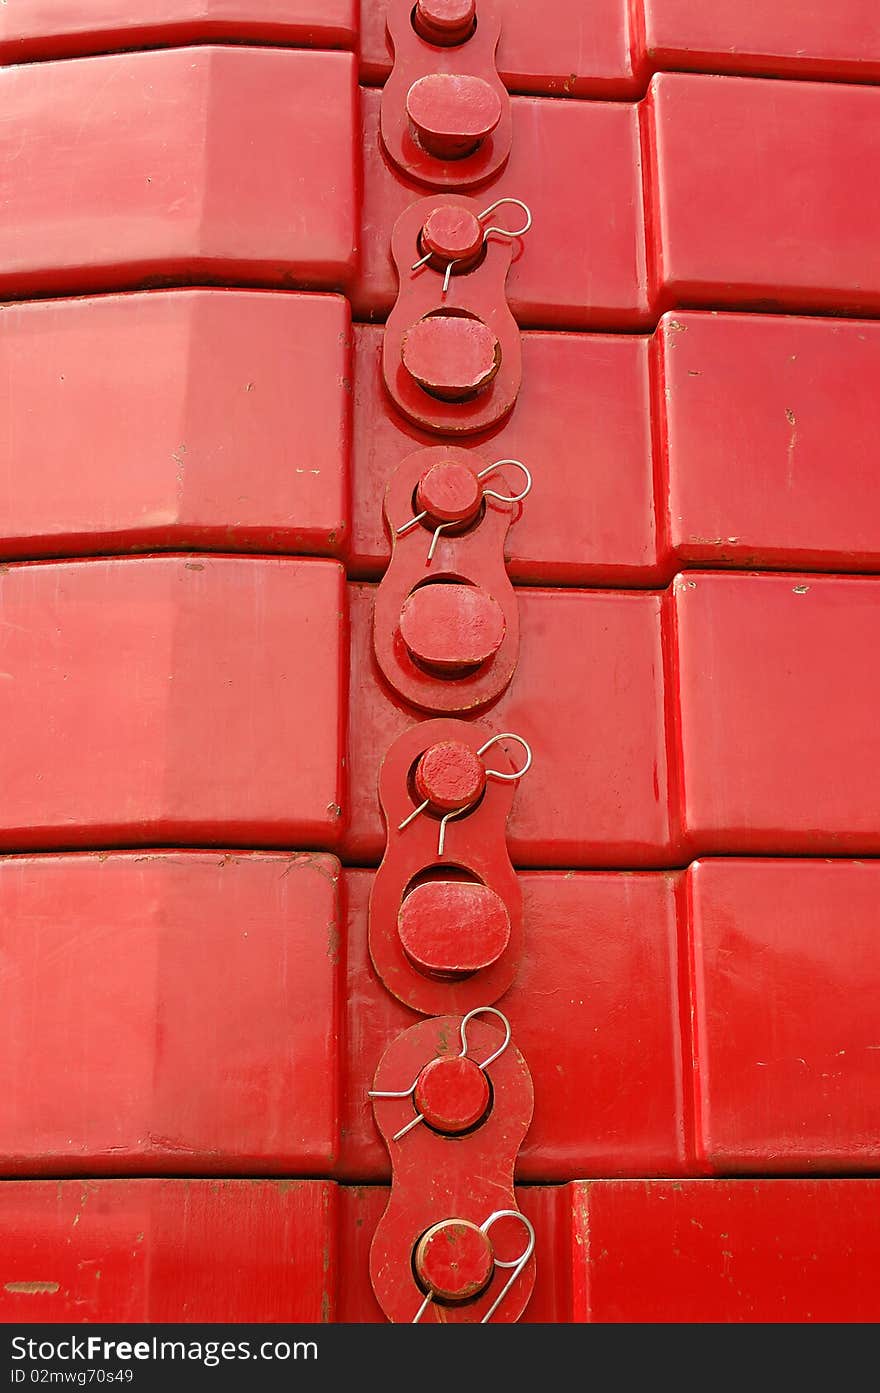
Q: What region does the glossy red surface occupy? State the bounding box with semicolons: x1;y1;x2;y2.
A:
642;0;880;82
7;1179;879;1323
672;572;880;855
0;1181;337;1322
658;312;880;572
355;87;651;329
572;1179;880;1322
0;47;358;298
0;556;347;850
347;582;677;867
0;853;340;1175
359;0;645;97
339;869;688;1180
687;859;880;1173
0;291;351;560
5;0;880;1329
350;324;662;585
644;73;880;316
0;2;357;61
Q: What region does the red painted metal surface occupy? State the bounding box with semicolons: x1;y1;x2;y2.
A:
342;1179;880;1321
0;3;358;61
0;1181;337;1322
0;291;351;561
643;73;880;316
7;1178;879;1323
0;556;347;850
0;46;358;298
13;299;880;580
340;868;688;1181
687;859;880;1173
672;572;880;856
0;852;340;1176
355;86;651;329
570;1180;880;1322
350;324;662;585
642;0;880;83
359;0;646;98
658;312;880;573
4;0;880;1330
346;582;677;867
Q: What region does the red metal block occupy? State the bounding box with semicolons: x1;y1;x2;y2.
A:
0;46;358;298
355;86;651;329
0;1181;336;1322
0;556;347;850
672;572;880;855
359;0;645;98
0;3;357;61
658;312;880;573
338;869;688;1181
643;73;880;317
0;852;340;1176
0;291;350;561
687;859;880;1173
571;1180;880;1322
642;0;880;83
349;324;663;585
344;583;678;867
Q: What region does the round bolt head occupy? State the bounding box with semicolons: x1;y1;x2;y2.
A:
416;458;482;525
402;315;500;402
415;1217;494;1302
414;0;477;46
415;740;486;810
415;1055;491;1134
406;73;502;159
399;879;511;978
400;582;505;673
421;205;484;264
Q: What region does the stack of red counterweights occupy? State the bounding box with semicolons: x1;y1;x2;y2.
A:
1;0;879;1324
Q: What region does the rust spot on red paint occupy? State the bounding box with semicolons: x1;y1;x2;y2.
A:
5;1281;59;1294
